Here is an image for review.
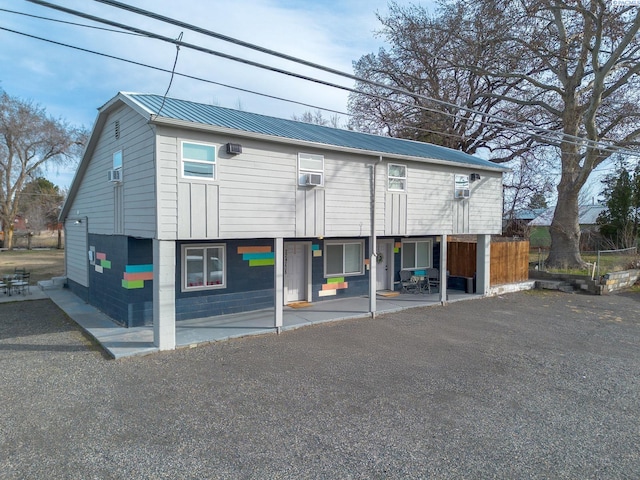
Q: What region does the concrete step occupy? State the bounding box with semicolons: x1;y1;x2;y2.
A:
38;276;66;291
558;284;576;293
536;279;575;293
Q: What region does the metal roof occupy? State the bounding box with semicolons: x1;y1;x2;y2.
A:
123;93;506;171
529;204;606;227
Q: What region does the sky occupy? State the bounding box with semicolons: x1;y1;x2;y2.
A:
0;0;436;189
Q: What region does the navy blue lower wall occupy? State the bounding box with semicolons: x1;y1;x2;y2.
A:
66;278;88;303
176;238;376;321
80;235;445;326
176;239;276;321
87;235;153;328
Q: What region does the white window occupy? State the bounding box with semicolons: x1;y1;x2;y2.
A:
182;141;216;179
388;164;407;191
182;244;226;291
454;174;470;198
113;150;123;170
401;239;432;270
298;153;324;186
325;240;364;277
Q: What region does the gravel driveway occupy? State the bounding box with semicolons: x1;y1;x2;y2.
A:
1;290;639;479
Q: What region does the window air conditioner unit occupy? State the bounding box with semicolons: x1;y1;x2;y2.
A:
108;169;122;182
226;142;242;155
455;188;470;199
304;173;323;186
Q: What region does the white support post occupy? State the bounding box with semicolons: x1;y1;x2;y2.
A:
368;157;381;318
274;237;284;332
476;234;491;296
439;234;448;304
153;239;176;350
369;236;377;317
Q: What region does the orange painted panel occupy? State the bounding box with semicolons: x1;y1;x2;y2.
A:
123;272;154;281
321;282;348;290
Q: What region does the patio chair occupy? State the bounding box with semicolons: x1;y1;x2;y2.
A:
426;268;440;292
399;270;420;293
0;278;7;295
11;271;30;295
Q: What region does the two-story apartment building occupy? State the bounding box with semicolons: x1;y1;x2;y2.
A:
60;92;507;350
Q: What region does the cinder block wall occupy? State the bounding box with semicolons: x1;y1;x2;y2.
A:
602;269;640;294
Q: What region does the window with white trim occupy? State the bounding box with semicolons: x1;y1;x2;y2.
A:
325;240;364;277
388;163;407;191
298;153;324;186
401;239;432;270
182;244;226;291
113;150;123;170
182;141;216;179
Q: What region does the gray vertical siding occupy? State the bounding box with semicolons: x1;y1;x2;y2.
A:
296;188;325;237
385;193;408;235
67;105;156;238
65;218;88;287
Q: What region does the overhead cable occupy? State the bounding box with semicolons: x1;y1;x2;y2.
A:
17;1;640;157
26;0;627;154
0;26;478;145
87;0;637;154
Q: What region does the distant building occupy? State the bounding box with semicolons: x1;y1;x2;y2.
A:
503;208;546;236
528;204;606;249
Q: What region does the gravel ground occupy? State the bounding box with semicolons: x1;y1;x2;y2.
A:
1;290;639;479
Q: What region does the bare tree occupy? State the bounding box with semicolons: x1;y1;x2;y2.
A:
19;177;65;232
503;150;555;228
292;109;342;128
350;1;640;268
0;90;85;249
349;2;537;160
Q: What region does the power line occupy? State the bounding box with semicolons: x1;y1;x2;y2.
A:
0;26;474;145
15;1;640;158
0;6;143;36
26;0;640;158
83;0;640;155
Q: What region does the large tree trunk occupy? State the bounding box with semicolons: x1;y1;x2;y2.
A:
5;226;14;251
546;181;584;269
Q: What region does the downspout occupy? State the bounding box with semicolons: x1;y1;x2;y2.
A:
369;156;383;318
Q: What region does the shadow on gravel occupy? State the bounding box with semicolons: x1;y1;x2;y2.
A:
0;299;107;357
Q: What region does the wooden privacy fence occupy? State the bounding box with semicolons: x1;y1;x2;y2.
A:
448;239;529;286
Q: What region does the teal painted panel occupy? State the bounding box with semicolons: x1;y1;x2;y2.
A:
312;244;320;251
242;252;275;260
125;264;154;273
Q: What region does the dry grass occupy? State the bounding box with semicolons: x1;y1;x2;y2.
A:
0;249;65;284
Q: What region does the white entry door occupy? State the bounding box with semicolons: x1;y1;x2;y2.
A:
284;243;307;303
376;240;394;291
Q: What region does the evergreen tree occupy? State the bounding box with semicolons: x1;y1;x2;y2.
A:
598;162;640;248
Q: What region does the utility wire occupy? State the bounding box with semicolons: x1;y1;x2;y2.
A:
86;0;639;155
0;25;594;154
14;1;640;158
0;6;143;36
0;26;477;145
156;31;183;117
23;0;638;158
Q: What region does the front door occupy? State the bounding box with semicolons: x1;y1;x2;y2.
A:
376;240;393;291
284;243;307;304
